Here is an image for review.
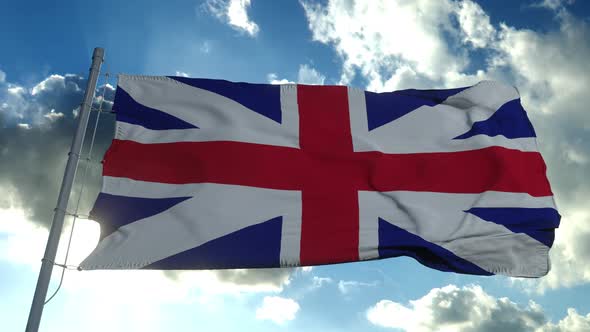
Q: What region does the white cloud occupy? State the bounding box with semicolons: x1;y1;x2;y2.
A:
367;284;589;332
456;0;495;48
534;0;576;11
0;69;5;83
0;206;48;265
492;15;590;115
297;64;325;85
299;0;508;92
31;74;73;96
301;0;467;90
7;86;25;96
300;266;313;273
206;0;259;36
1;83;29;121
267;73;294;85
267;64;325;85
255;296;300;325
206;268;293;293
563;147;589;165
43;109;65;122
175;71;190;77
200;41;212;53
311;276;332;289
337;280;377;295
542;308;590;332
0;72;88;126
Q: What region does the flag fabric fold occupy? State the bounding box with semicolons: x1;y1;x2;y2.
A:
80;75;560;277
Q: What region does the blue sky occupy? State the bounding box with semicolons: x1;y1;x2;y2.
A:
1;0;590;331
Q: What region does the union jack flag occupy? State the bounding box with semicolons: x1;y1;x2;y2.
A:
80;75;560;277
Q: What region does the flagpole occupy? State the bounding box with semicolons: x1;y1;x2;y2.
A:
25;47;104;332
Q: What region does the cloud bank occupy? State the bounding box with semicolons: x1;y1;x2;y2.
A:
367;284;590;331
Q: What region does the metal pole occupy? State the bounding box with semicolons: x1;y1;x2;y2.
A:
25;47;104;332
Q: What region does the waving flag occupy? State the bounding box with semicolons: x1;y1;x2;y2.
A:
80;75;560;277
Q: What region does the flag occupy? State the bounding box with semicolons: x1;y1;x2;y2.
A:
80;75;560;277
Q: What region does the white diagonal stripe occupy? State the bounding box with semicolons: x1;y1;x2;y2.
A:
81;182;302;269
358;191;556;277
117;75;300;148
348;81;538;153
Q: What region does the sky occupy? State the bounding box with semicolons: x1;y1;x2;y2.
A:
1;0;590;331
